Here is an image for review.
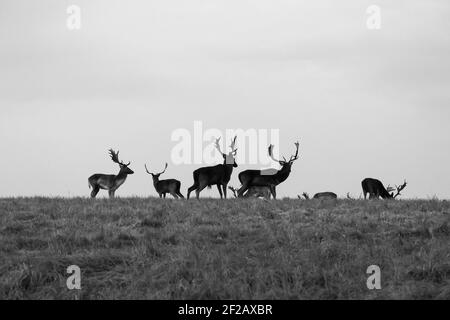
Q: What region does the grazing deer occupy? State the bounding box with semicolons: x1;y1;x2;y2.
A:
237;141;300;199
144;163;184;199
187;136;238;199
88;149;134;198
228;186;271;199
361;178;407;199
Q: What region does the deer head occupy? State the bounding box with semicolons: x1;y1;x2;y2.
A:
145;163;168;182
215;136;238;167
109;149;134;175
385;180;407;198
268;141;300;170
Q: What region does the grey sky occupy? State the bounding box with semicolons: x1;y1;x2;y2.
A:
1;0;449;198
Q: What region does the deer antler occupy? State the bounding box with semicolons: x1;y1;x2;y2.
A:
109;149;120;163
214;137;225;156
229;136;238;155
268;145;282;163
386;184;396;193
159;163;168;175
393;180;407;198
228;186;238;198
109;149;130;166
289;141;300;162
145;163;168;175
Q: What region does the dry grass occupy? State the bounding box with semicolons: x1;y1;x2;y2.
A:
0;197;449;300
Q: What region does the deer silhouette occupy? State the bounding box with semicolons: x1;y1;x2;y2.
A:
88;149;134;198
187;136;238;200
237;141;300;199
145;163;184;199
361;178;407;199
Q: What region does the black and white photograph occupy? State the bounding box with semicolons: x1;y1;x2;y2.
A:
0;0;449;306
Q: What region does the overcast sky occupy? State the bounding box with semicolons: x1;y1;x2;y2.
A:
1;0;449;198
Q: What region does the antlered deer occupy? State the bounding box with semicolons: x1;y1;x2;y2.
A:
88;149;134;198
237;141;300;199
228;186;271;199
145;163;184;199
361;178;407;199
187;136;238;199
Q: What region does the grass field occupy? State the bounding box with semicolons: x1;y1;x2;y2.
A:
0;197;449;300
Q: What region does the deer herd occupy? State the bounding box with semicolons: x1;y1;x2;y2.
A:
88;138;408;200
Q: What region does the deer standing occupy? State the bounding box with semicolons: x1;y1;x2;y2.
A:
88;149;134;198
237;141;300;199
145;163;184;199
187;136;238;200
361;178;407;199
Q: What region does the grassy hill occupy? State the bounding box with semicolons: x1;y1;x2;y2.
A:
0;197;449;299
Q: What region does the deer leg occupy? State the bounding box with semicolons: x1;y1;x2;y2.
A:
187;184;198;200
196;183;208;200
108;190;115;198
163;193;166;199
222;184;228;199
175;183;185;199
176;191;185;199
237;184;249;198
90;186;100;198
270;186;276;199
216;184;223;199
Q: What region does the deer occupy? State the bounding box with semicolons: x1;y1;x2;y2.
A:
237;141;300;199
228;186;271;199
144;163;184;199
88;149;134;198
187;136;238;200
361;178;407;199
298;192;337;200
